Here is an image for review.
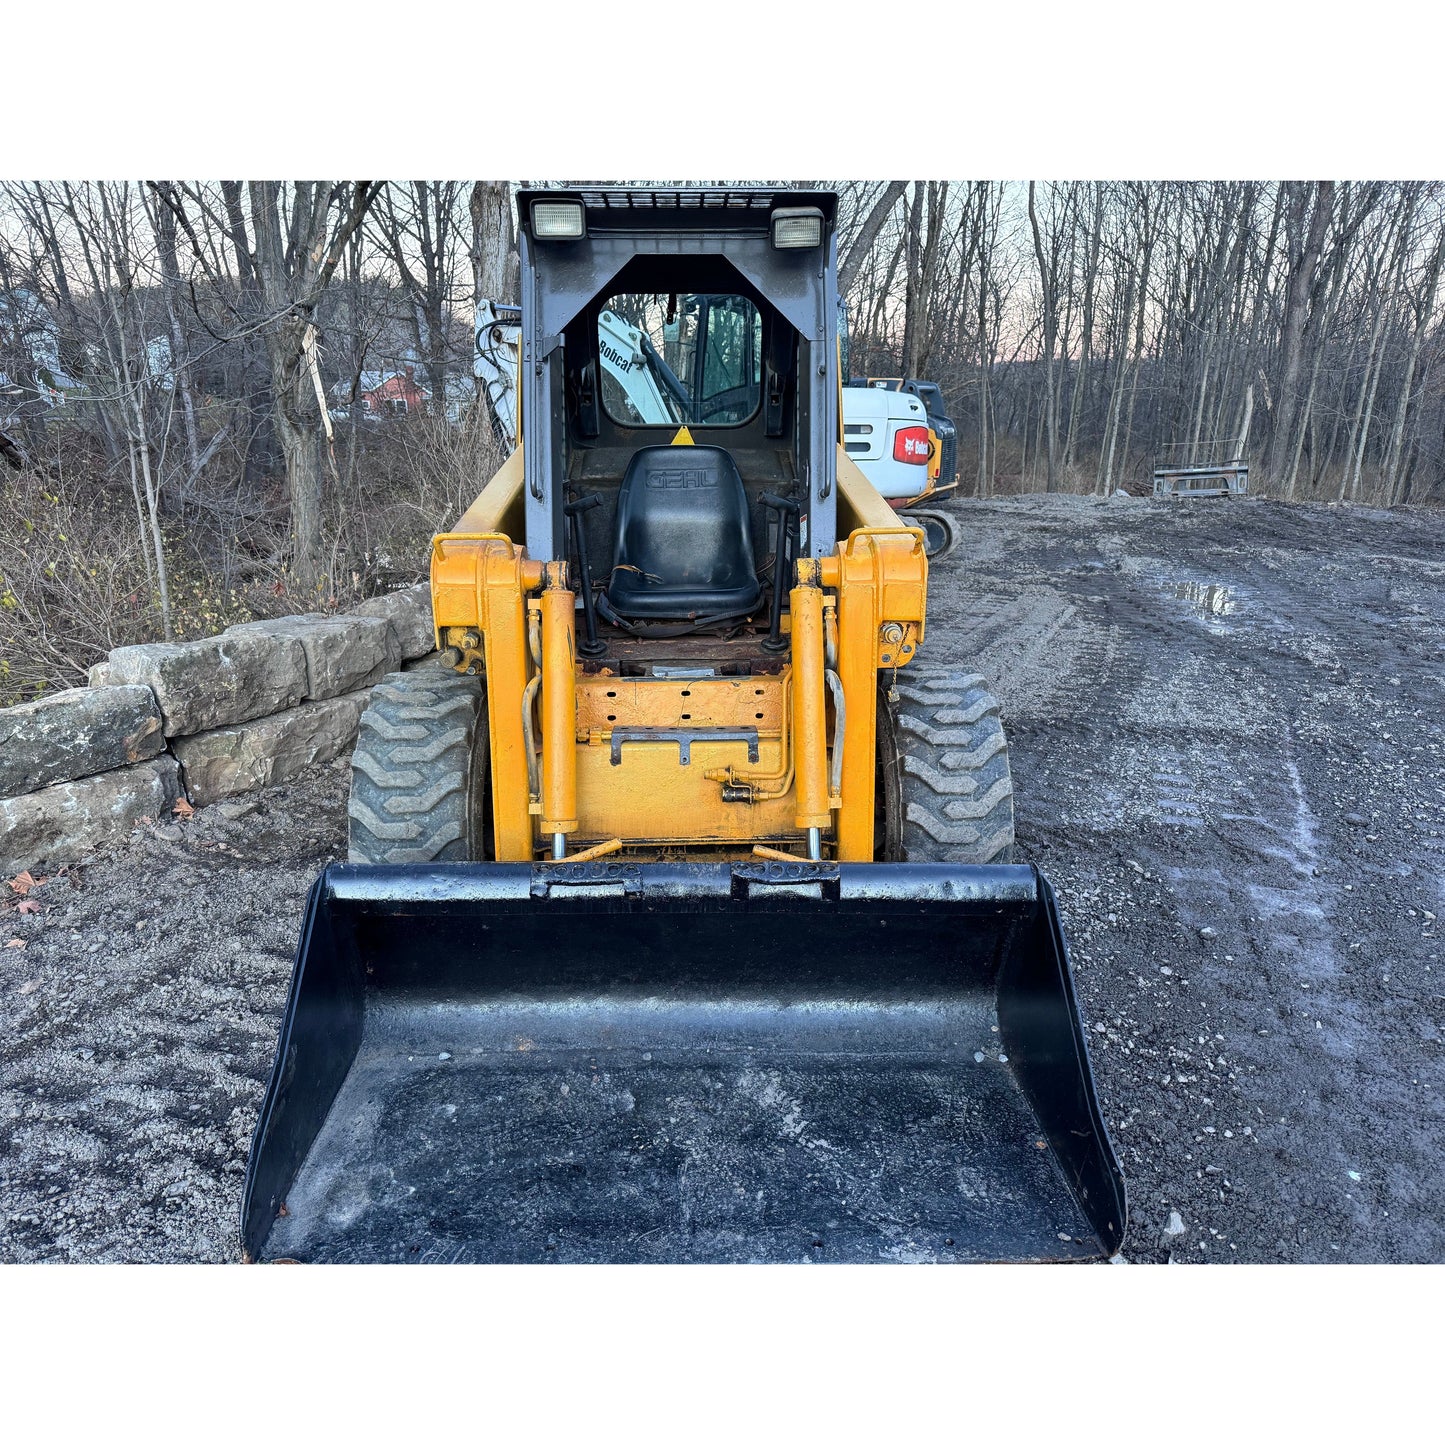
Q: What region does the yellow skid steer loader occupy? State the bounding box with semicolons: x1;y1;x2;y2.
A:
242;189;1125;1263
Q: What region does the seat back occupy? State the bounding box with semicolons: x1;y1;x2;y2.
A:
607;446;762;620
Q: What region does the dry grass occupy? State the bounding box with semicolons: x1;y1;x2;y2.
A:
4;407;1430;708
0;414;507;706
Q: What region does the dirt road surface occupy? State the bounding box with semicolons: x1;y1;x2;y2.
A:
3;495;1442;1263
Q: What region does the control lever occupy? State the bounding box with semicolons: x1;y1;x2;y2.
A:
564;492;607;658
758;492;801;654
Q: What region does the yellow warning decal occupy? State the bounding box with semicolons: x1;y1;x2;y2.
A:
670;425;695;446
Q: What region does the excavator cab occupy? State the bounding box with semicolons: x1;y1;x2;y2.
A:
242;189;1125;1263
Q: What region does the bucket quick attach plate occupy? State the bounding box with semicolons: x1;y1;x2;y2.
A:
242;862;1126;1263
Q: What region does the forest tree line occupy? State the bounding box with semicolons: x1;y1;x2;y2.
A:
1;180;1442;699
840;180;1445;508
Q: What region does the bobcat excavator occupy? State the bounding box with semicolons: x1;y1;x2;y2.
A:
242;189;1125;1264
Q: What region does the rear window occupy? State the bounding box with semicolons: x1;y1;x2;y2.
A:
599;293;761;427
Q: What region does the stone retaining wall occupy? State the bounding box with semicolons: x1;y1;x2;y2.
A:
0;583;434;875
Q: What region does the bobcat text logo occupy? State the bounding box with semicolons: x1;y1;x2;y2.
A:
646;469;717;490
599;341;634;372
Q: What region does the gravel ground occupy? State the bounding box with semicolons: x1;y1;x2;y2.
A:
2;494;1442;1263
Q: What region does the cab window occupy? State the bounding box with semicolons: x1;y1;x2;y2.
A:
599;293;761;427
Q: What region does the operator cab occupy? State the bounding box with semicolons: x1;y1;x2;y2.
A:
589;291;768;629
569;282;799;645
515;190;840;655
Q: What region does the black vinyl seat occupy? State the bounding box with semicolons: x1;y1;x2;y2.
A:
605;446;762;621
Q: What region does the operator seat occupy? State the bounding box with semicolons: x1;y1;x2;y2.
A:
604;446;762;621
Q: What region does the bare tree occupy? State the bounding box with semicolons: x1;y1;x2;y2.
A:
1264;182;1334;483
470;181;518;308
244;181;379;593
1383;188;1445;502
372;182;468;408
49;182;174;633
7;171;1445;672
838;181;908;297
1027;182;1064;492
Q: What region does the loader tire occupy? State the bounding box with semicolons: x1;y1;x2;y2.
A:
347;669;489;864
878;666;1015;865
909;508;957;562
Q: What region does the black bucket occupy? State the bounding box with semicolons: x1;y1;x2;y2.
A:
242;860;1125;1263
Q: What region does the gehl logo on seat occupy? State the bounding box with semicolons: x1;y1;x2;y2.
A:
646;469;718;490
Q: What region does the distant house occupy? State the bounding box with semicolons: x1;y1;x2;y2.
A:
0;288;81;418
334;367;432;420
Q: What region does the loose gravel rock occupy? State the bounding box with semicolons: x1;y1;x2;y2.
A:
0;765;347;1262
2;495;1442;1263
928;494;1445;1264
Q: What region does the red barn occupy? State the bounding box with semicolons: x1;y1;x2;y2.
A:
353;367;431;417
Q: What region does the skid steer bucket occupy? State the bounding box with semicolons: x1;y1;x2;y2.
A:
242;861;1125;1263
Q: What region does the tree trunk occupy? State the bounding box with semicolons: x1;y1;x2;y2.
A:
1066;183;1104;473
900;183;926;377
1235;384;1254;465
910;181;948;378
147;183;203;493
248;180;377;593
1348;324;1390;502
1265;181;1333;485
276;399;325;594
471;182;518;306
1383;227;1445;501
1027;182;1060;492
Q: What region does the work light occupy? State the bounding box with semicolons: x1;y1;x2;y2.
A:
771;206;824;249
531;199;586;240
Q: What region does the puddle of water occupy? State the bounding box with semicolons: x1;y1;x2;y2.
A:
1152;577;1254;634
1172;581;1240;617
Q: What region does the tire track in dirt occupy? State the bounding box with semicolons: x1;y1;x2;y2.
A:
930;493;1445;1262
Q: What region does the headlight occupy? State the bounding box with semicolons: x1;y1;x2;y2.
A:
771;206;824;250
531;199;586;240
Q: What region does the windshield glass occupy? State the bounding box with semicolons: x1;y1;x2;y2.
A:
599;293;761;427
